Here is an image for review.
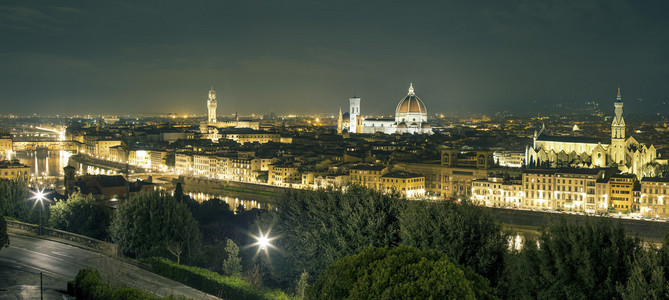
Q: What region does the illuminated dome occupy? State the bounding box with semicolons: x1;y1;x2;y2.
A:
395;83;428;124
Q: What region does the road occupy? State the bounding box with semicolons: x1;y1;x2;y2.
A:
0;233;219;299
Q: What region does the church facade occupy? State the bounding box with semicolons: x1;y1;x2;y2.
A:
526;88;657;178
337;83;433;135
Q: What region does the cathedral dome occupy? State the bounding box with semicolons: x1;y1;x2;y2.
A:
397;122;408;128
396;83;427;115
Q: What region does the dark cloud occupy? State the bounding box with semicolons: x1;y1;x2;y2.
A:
0;0;668;115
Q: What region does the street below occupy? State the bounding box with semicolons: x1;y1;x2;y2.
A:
0;232;219;299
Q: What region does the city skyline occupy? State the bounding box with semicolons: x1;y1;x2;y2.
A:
1;1;669;115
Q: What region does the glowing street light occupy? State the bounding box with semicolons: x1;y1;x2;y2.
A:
31;188;49;235
257;235;270;250
249;227;278;258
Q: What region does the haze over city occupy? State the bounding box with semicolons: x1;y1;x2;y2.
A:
2;0;669;115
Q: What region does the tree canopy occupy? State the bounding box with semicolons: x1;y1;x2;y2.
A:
308;245;494;299
49;191;112;240
501;218;641;299
0;179;43;224
0;215;8;251
257;185;405;286
110;191;201;261
400;201;508;286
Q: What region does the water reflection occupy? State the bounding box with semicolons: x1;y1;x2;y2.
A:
183;191;272;212
508;230;541;251
14;150;72;178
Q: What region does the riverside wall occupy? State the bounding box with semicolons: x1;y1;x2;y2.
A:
6;220;118;255
178;176;288;202
486;207;669;242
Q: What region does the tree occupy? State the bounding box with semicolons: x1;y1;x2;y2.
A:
110;191;201;261
617;247;669;300
0;215;9;251
295;271;308;300
48;191;112;240
399;201;508;286
221;239;242;276
0;179;42;224
173;182;184;202
256;185;405;287
167;242;184;264
191;198;233;227
501;218;640;299
308;245;494;299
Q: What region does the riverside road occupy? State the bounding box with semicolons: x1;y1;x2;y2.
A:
0;232;218;299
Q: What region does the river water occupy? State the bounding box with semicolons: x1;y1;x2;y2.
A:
13;150;72;178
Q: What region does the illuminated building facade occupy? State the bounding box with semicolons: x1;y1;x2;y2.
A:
199;87;261;141
349;165;388;190
342;83;433;135
472;176;523;208
639;177;669;217
527;88;657;178
381;171;425;199
0;160;30;184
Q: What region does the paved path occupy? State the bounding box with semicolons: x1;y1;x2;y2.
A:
0;232;219;299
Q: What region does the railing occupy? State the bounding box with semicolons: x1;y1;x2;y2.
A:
6;220;118;256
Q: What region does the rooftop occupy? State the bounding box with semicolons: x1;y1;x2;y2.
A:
382;171;423;179
536;135;609;144
350;165;387;171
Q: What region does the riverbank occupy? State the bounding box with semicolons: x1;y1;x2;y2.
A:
487;207;669;243
178;176;288;203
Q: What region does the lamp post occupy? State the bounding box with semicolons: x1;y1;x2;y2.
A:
251;227;276;258
32;189;48;235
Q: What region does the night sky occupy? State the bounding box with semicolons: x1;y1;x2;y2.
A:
1;0;668;116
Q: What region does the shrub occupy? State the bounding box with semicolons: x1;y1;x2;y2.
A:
143;257;289;300
73;267;163;299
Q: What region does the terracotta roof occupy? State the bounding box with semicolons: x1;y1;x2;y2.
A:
396;95;427;114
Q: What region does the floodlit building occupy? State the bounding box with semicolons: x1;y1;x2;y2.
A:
0;159;30;183
268;163;301;186
396;149;499;198
342;83;433;135
606;174;637;212
522;168;607;214
527;88;657;178
471;175;523;208
199;87;261;141
381;171;425;199
349;165;389;190
639;177;669;217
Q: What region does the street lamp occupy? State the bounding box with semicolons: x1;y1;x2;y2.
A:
249;227;277;258
31;189;49;235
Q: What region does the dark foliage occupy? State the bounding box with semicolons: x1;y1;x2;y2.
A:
256;185;405;287
49;191;112;240
400;200;508;286
308;245;495;299
110;191;200;261
500;218;641;299
0;215;8;250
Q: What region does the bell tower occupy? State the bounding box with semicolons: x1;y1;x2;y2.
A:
349;96;361;133
207;87;217;123
610;87;626;165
